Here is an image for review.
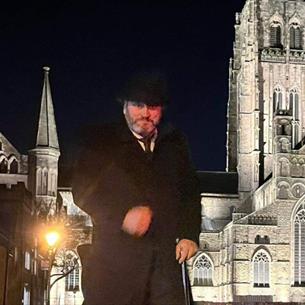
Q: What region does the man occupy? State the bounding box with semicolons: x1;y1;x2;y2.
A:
73;72;201;305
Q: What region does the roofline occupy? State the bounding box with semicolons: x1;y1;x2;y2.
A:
201;192;239;198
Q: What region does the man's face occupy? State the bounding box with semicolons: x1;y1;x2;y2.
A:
123;101;163;137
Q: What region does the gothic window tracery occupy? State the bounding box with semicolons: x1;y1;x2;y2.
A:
290;89;300;120
290;25;302;49
253;249;270;287
193;254;213;286
270;23;282;48
65;265;80;291
289;88;300;147
273;87;285;113
294;204;305;286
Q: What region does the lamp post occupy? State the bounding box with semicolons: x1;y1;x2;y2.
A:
43;227;61;305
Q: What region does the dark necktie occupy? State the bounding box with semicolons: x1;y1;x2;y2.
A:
139;136;152;153
139;136;153;159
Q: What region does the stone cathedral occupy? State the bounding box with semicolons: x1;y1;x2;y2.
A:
190;0;305;303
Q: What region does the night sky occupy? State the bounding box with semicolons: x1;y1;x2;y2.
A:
0;1;245;171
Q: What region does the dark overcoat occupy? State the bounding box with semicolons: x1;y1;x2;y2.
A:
72;119;201;305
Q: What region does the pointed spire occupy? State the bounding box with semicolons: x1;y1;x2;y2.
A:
36;66;59;150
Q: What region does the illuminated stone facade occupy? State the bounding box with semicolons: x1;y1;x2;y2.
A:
191;0;305;303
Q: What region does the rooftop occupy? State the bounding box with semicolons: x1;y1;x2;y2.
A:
197;171;238;195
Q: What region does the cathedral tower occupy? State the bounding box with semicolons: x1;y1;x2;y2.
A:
227;0;305;199
28;67;60;216
196;0;305;303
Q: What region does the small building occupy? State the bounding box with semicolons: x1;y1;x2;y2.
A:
0;183;35;305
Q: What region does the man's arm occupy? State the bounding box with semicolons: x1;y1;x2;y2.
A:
72;125;154;236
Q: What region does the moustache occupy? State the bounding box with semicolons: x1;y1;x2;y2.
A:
136;118;154;124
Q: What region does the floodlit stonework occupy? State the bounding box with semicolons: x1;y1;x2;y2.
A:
191;0;305;303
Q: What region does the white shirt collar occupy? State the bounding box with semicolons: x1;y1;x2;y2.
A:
130;129;158;152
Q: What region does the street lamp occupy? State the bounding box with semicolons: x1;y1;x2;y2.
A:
45;230;60;248
42;226;63;305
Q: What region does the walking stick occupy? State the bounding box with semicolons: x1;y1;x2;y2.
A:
177;239;192;305
181;260;192;305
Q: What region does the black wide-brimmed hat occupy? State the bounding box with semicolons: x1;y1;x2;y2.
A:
117;71;170;106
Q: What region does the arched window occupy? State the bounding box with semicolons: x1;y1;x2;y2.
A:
294;204;305;286
9;159;18;174
49;171;57;196
278;182;289;199
65;265;80;291
193;254;213;286
36;168;42;195
0;142;2;151
0;158;8;173
289;88;300;147
279;158;290;176
290;26;302;49
270;24;282;47
273;87;285;113
253;249;270;287
42;168;48;195
290;89;300;120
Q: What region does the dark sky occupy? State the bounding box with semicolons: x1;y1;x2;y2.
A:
0;0;245;171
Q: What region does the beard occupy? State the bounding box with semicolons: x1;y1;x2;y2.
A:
131;118;157;137
123;103;162;137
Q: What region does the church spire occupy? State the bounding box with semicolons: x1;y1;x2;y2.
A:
36;66;59;149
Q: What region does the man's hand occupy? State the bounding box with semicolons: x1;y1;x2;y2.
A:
176;239;198;264
122;206;153;237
